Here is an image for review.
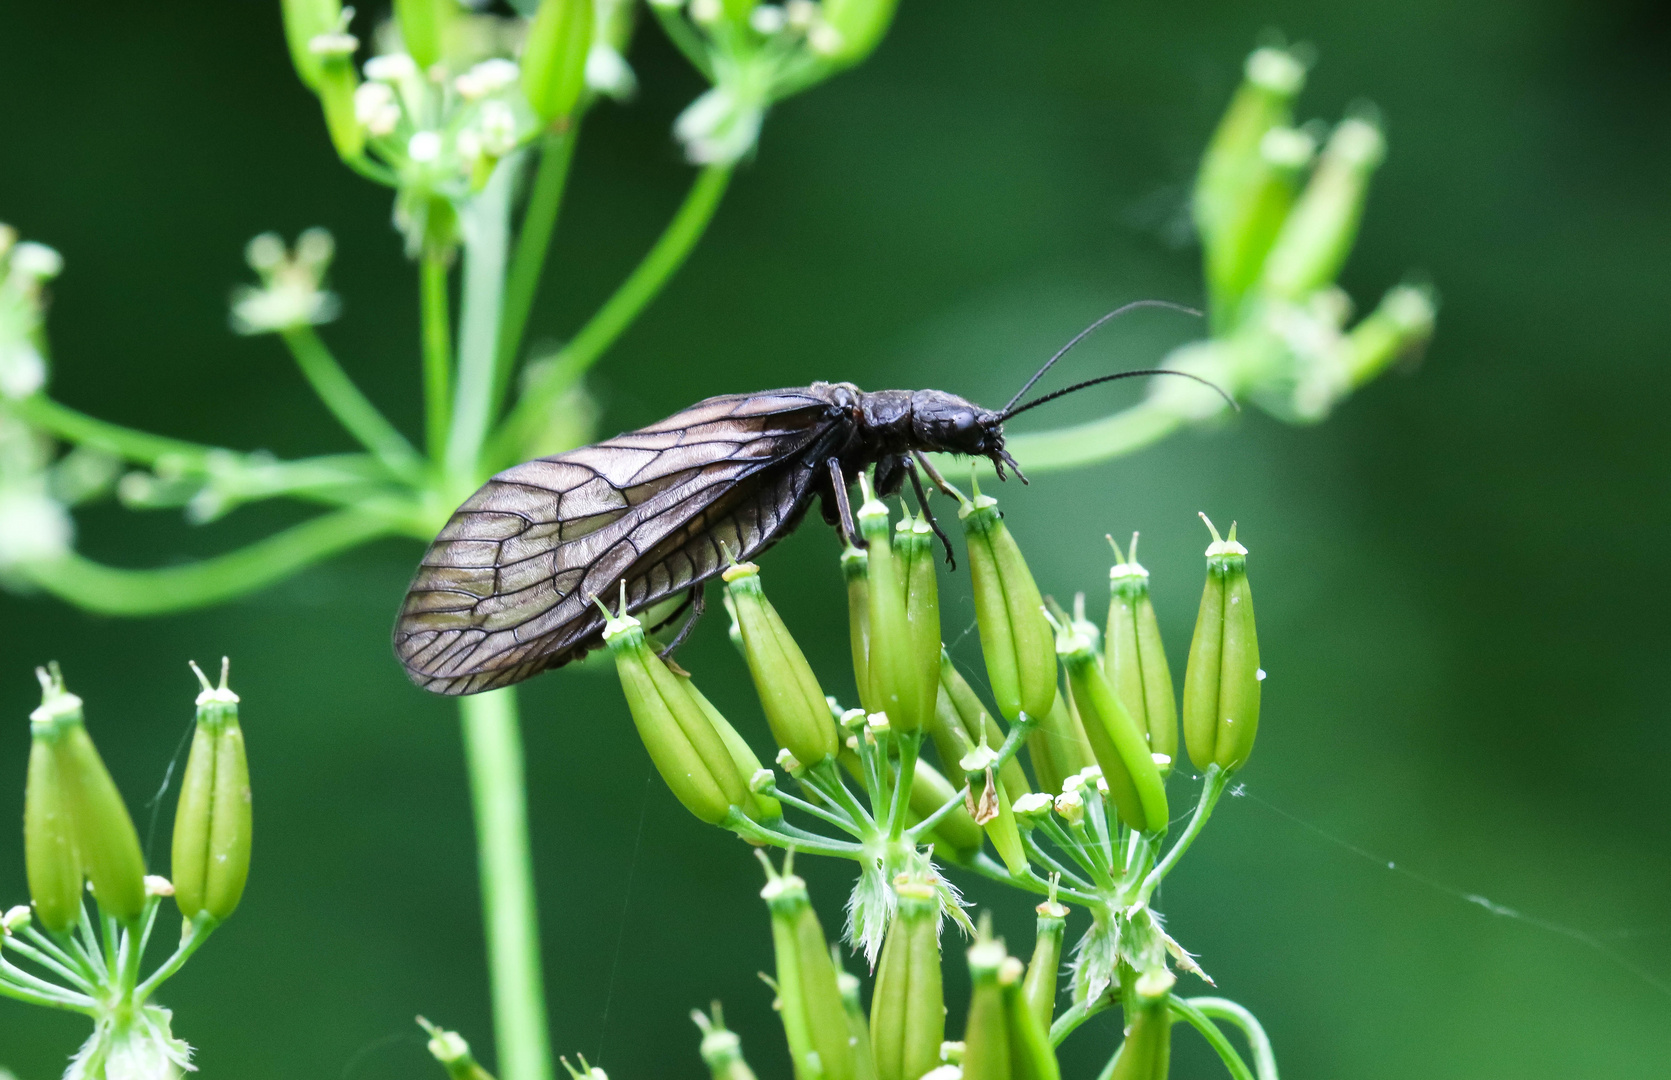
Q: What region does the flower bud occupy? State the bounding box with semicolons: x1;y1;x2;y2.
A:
1182;517;1262;773
1107;970;1175;1080
1025;690;1095;798
939;653;1029;796
1053;621;1168;833
858;491;933;733
1021;899;1068;1031
281;0;342;90
679;674;782;822
1194;46;1308;253
693;1005;761;1080
843;545;875;711
27;665;147;926
1259;116;1386;302
172;659;253;923
724;562;839;766
394;0;450;71
418;1017;499;1080
1104;536;1178;777
816;0;899;67
762;859;859;1080
522;0;594;126
959;488;1056;724
602;601;749;824
871;882;945;1080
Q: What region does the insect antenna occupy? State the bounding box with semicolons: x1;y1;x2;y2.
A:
999;367;1237;421
1001;299;1203;416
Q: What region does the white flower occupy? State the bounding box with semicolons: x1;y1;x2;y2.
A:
408;130;443;163
689;0;723;23
477;100;518;157
364;52;419;83
0;339;46;399
354;80;401;137
0;485;73;568
749;5;787;33
585;44;636;100
9;242;62;281
228;230;340;336
455;57;519;100
674;84;766;165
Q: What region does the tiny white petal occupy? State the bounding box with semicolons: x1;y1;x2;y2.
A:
408;130;443;162
365;53;419;82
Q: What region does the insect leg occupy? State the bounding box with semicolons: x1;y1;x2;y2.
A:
656;584;707;661
905;457;958;569
910;450;960;498
826;457;861;547
646;589;696;634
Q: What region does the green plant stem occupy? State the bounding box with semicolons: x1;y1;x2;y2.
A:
886;731;921;841
966;853;1098;906
1169;995;1256;1080
490;164;734;468
460;688;553;1080
1187;998;1278;1080
422;250;454;458
1049;990;1114;1046
446;159;517;489
761;781;866;836
495;128;579;410
22;506;399;615
6;935;96;992
1136;765;1229;905
726;811;867;859
1000;399;1184;474
904;784;972;842
281;326;425;482
0;961;94;1013
133;916;216;1004
8;394;227;466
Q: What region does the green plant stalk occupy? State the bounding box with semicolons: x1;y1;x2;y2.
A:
1186;998;1278;1080
22;506;400;614
281;326;425;482
490;164;733;467
422;250;454;458
1167;996;1255;1080
447;159;518;488
1135;764;1230;905
495;128;580;411
998;399;1183;475
461;688;553;1080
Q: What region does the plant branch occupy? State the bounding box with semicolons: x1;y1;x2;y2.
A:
421;250;454;458
1169;995;1257;1080
1187;998;1279;1080
1049;990;1115;1046
490;164;733;467
495;128;579;411
280;327;425;482
133;916;216;1004
445;158;517;488
1136;765;1229;905
8;394;225;467
999;399;1185;475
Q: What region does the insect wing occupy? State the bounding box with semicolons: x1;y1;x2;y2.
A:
395;390;838;694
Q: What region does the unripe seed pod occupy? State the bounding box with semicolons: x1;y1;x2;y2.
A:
394;0;450;71
173;659;253;923
999;955;1061;1080
961;930;1012;1080
1107;970;1175;1080
817;0;899;67
725;562;839;766
959;488;1056;724
419;1017;499;1080
693;1005;762;1080
1203;125;1316;326
24;720;81;935
940;653;1029;797
1026;690;1094;798
1259;117;1387;302
962;748;1027;877
1021;899;1068;1031
871;882;945;1080
858;489;929;732
907;758;985;862
763;863;859;1080
835;958;882;1080
281;0;342;90
1194;46;1308;253
1181;517;1262;773
522;0;594;126
1055;623;1168;833
680;675;781;822
843;545;875;712
897;514;945;735
603;602;749;824
1105;535;1178;777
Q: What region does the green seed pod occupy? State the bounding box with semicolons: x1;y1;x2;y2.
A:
763;862;858;1080
859;490;930;732
940;653;1029;797
724;562;839;767
1182;518;1262;773
680;675;782;823
1105;535;1178;777
999;956;1061;1080
1021;899;1068;1031
1026;689;1094;798
961;929;1012;1080
281;0;342;90
1204;125;1316;328
394;0;451;70
962;746;1028;877
418;1017;499;1080
908;758;985;862
1107;970;1175;1080
843;545;875;712
603;602;748;824
1193;46;1308;253
1055;623;1168;833
836;954;882;1080
693;1005;761;1080
1259;117;1387;302
30;666;147;925
872;882;946;1080
24;710;81;935
898;515;945;735
959;488;1056;724
1342;283;1438;390
817;0;899;67
172;659;253;923
521;0;595;126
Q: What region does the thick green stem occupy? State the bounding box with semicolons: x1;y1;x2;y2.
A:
495;128;579;410
460;689;553;1080
446;160;517;488
281;326;424;482
490;164;734;468
998;399;1184;474
1187;998;1279;1080
21;506;399;615
1169;995;1256;1080
422;250;454;458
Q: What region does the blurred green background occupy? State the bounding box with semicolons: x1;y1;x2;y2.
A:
2;0;1669;1077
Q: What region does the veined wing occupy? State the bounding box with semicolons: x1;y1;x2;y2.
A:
395;390;838;695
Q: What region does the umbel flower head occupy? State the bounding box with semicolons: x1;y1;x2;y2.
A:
228;229;340;335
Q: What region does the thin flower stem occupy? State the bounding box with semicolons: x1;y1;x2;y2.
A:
460;687;554;1080
806;758;876;830
7;394;224;466
886;732;921;842
21;506;402;615
101;911;118;974
72;910;107;982
725;810;865;859
3;936;94;993
495;127;579;410
0;961;95;1013
133;916;216;1004
18;928;97;990
446;158;517;488
1169;995;1257;1080
649;5;716;80
421;249;454;458
1035;816;1104;882
1049;990;1115;1047
1019;832;1093;892
904;784;972;843
1137;765;1229;905
490;164;734;468
1187;998;1279;1080
966;853;1098;906
281;326;425;483
762;782;865;837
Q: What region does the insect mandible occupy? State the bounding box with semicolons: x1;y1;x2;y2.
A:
394;301;1222;695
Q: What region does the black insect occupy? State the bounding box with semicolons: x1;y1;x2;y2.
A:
395;302;1220;695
